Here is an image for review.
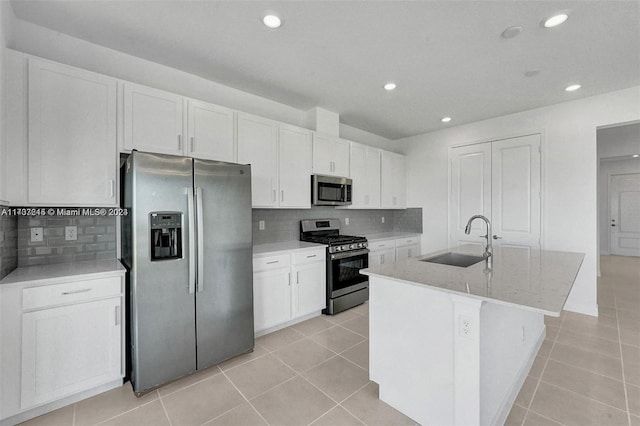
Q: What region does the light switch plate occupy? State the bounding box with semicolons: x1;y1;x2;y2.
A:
30;227;44;242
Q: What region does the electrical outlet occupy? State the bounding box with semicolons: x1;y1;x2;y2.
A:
30;227;44;243
65;226;78;241
345;218;350;225
259;220;265;231
381;216;385;224
459;315;472;338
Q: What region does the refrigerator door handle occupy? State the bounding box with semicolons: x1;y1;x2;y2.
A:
187;188;196;294
196;186;205;293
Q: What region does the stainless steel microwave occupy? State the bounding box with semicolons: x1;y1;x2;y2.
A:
312;175;352;206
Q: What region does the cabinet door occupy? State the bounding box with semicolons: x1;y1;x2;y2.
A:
365;145;382;208
21;297;122;408
293;261;326;317
368;248;396;267
279;125;312;208
381;151;406;209
28;59;117;206
393;154;407;208
312;133;334;175
187;100;235;162
396;244;420;261
237;113;278;207
332;138;350;177
349;143;368;208
253;269;291;332
123;83;183;155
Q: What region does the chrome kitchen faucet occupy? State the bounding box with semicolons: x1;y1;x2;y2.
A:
464;215;493;268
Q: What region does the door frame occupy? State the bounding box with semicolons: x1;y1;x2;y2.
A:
447;130;545;248
607;171;640;256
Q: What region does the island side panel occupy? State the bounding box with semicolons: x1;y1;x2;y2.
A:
369;276;455;425
479;302;545;425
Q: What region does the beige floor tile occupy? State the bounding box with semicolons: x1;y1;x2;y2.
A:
632;415;640;426
523;410;562;425
340;340;370;371
74;382;158;425
256;327;305;352
340;315;369;338
623;343;640;365
541;359;627;410
624;360;640;387
628;383;640;417
310;326;366;353
550;342;623;380
620;325;640;348
217;343;269;371
311;406;364;426
599;306;617;319
530;382;628;426
161;374;244;426
273;338;336;372
224;354;296;399
514;376;538;408
528;355;547;379
350;301;369;316
616;300;640;316
20;404;74;426
291;316;335;336
250;376;336;426
158;364;221;397
504;404;526;426
341;382;416;425
556;329;621;359
100;400;170;426
545;325;559;341
537;339;554;359
561;315;619;341
204;403;267;426
303;356;370;402
544;315;563;328
326;309;362;324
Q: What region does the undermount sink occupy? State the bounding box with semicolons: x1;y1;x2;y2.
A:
420;252;486;268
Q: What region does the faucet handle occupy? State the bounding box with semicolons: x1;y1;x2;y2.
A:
492;235;502;240
480;234;488;238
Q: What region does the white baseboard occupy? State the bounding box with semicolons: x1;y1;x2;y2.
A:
254;311;321;338
563;301;598;317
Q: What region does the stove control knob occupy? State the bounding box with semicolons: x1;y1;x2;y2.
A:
334;246;341;252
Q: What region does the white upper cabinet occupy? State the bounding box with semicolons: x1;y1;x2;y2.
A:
278;124;312;208
123;82;184;155
237;113;278;207
348;142;381;209
312;133;350;177
381;151;407;209
186;100;235;162
27;58;117;206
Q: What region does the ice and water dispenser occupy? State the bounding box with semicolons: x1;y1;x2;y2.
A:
150;212;183;261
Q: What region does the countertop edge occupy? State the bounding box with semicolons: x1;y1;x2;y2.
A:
253;241;327;257
365;232;421;242
0;259;126;287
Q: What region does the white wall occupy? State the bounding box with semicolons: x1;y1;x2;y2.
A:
598;123;640;159
399;87;640;316
0;1;16;204
8;17;395;151
598;158;640;254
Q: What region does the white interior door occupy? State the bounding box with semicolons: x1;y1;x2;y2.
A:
491;134;541;246
610;173;640;256
449;134;541;249
450;143;492;249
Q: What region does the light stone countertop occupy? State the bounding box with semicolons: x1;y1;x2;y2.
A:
0;259;125;286
364;232;421;242
361;245;584;316
253;241;326;257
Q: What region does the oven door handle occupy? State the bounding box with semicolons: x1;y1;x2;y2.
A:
330;249;369;260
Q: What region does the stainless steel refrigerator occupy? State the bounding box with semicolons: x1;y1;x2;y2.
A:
121;151;254;394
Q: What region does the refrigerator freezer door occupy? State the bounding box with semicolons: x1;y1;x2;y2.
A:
129;152;197;393
194;159;254;369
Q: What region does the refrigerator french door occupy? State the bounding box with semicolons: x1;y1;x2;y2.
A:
122;151;254;394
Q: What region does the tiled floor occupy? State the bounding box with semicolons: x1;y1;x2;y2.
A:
506;255;640;426
22;255;640;426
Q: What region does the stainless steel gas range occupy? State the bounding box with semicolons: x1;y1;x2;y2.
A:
300;219;369;315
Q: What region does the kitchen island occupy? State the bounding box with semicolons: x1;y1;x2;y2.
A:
361;245;584;426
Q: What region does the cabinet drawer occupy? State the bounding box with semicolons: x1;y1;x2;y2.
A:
22;277;122;311
292;250;325;265
395;236;420;247
253;254;291;272
368;240;395;251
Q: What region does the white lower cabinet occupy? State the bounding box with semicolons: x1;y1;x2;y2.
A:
368;247;396;267
0;267;125;425
368;235;421;266
396;244;420;261
253;247;326;334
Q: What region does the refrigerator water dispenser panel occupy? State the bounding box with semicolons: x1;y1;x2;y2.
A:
150;212;183;261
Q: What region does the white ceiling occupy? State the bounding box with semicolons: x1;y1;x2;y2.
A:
10;1;640;140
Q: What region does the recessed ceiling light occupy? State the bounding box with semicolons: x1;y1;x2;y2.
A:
262;13;282;29
441;117;452;123
384;82;397;91
633;154;639;158
565;84;581;92
543;13;568;28
501;26;523;39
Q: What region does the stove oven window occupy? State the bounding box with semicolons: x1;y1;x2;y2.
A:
330;251;368;293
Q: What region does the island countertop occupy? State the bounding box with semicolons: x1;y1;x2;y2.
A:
361;245;584;316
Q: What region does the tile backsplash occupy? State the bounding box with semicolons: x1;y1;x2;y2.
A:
17;213;116;267
0;207;18;279
252;207;422;245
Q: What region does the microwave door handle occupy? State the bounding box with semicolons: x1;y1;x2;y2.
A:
196;187;205;293
187;188;196;294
